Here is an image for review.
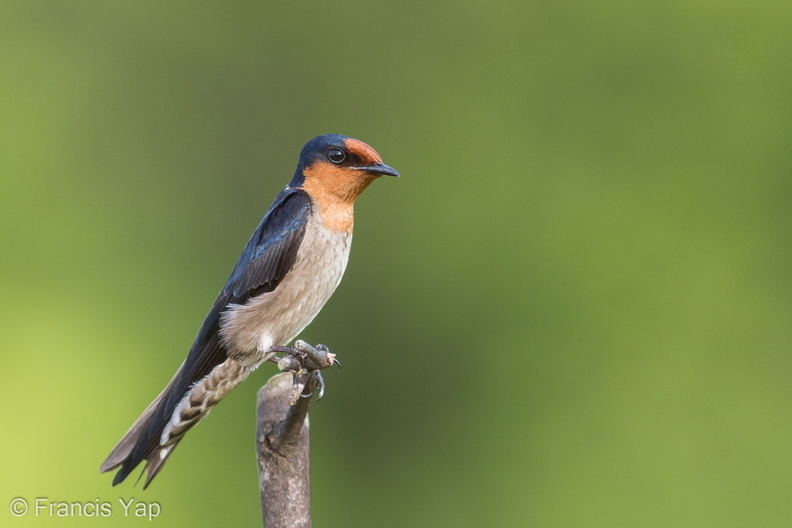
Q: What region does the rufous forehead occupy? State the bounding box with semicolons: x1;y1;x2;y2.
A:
343;138;383;164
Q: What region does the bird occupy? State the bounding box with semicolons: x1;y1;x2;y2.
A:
100;133;398;488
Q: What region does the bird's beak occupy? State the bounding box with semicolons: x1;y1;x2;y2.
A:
357;162;400;178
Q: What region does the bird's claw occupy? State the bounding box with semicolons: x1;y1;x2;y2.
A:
268;340;338;404
285;369;325;405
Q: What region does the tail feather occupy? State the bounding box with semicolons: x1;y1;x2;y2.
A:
109;436;183;488
101;358;250;487
100;364;184;484
140;439;183;489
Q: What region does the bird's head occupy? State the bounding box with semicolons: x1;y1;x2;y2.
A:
290;134;399;204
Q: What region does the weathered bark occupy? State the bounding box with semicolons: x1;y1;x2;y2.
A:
257;372;314;528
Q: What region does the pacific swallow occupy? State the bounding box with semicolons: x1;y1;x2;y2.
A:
100;134;398;487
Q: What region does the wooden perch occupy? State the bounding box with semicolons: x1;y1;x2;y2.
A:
257;372;316;528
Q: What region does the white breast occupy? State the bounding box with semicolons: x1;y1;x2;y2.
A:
220;215;352;367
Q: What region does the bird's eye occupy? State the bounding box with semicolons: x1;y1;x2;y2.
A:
327;148;346;164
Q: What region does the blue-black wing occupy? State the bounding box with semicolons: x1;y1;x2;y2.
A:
105;188;312;485
163;187;312;409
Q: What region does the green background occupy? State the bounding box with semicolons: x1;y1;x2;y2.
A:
2;1;791;526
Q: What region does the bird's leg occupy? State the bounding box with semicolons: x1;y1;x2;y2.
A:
269;340;338;371
267;340;339;405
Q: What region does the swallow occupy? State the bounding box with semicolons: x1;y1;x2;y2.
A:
100;134;398;487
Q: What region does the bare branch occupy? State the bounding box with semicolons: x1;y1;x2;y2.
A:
257;372;315;528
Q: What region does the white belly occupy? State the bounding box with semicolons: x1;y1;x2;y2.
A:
220;218;351;366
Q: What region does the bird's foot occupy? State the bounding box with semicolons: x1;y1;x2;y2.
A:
268;340;340;405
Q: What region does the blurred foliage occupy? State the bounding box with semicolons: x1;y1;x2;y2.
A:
2;1;792;526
